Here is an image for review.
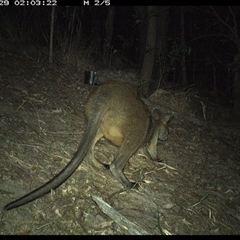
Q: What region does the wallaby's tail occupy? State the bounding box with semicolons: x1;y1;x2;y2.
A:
4;102;107;210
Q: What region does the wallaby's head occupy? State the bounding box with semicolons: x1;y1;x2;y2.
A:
144;107;174;161
141;97;174;141
152;109;174;141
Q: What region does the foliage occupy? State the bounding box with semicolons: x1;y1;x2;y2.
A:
0;7;45;43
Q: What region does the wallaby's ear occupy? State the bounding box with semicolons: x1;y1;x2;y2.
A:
151;107;174;124
161;112;174;124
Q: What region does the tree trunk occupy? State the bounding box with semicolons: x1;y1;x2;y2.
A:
149;6;169;95
103;6;115;68
234;54;240;120
49;6;55;67
133;6;148;68
139;6;156;96
180;6;187;86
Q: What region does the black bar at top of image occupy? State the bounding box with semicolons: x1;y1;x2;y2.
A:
6;0;165;7
57;0;158;6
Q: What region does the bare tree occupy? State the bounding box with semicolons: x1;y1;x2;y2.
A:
140;6;156;95
180;6;187;86
149;6;169;94
49;6;55;66
103;6;115;67
210;6;240;119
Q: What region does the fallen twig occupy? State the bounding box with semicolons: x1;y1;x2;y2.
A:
92;195;150;235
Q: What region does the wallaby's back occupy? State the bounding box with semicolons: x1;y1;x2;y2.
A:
86;81;150;147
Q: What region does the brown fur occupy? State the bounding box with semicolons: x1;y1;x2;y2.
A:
3;80;173;210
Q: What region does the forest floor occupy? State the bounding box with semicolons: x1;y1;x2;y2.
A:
0;51;239;235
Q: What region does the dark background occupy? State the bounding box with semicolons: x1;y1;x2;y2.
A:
0;5;239;109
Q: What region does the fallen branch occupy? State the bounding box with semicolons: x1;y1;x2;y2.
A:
92;195;150;235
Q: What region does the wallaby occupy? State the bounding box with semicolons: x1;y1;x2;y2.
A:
3;80;173;210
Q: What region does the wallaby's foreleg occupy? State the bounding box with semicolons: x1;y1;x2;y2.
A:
146;129;159;160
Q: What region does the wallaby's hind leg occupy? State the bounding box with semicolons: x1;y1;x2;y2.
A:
109;143;140;189
85;129;106;170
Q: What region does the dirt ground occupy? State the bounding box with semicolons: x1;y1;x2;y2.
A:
0;51;239;235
